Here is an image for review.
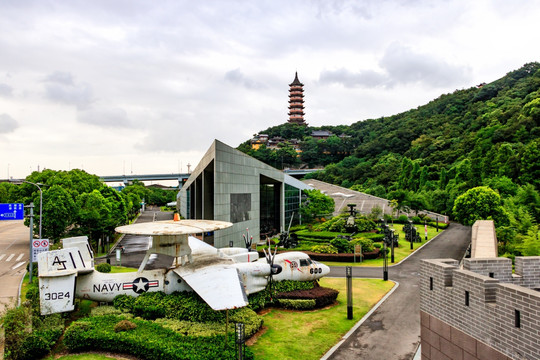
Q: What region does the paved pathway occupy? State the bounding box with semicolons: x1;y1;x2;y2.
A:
326;223;470;360
0;220;29;315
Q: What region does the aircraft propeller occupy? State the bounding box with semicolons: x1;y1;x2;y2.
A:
262;239;282;297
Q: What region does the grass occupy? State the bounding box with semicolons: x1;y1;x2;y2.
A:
249;277;395;360
110;265;137;273
321;224;443;267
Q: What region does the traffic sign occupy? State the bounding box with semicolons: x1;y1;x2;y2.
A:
32;238;49;262
0;203;24;220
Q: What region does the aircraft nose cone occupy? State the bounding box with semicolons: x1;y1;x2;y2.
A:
320;263;330;277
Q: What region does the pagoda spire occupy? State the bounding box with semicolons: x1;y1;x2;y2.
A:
287;72;307;126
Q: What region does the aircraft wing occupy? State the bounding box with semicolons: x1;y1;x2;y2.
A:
173;264;248;310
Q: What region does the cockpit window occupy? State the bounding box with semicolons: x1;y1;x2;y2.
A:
299;259;309;267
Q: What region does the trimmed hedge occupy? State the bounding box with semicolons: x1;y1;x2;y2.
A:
247;280;316;311
276;299;316;310
277;286;338;308
64;315;254;360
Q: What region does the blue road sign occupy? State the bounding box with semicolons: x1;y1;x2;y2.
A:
0;203;24;220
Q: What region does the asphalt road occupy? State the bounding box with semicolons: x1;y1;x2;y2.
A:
0;220;30;315
326;222;471;360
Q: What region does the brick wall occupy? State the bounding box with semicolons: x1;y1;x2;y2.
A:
420;311;510;360
420;257;540;360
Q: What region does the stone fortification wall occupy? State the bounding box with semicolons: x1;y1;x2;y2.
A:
420;257;540;360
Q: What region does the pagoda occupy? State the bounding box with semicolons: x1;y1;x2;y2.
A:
287;72;307;126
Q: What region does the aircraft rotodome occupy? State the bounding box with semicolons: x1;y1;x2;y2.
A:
37;219;330;315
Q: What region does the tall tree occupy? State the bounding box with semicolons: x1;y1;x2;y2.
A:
452;186;509;226
41;185;76;241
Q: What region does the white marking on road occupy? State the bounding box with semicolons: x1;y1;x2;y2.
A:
12;261;25;270
6;254;14;261
16;253;24;261
0;254;5;261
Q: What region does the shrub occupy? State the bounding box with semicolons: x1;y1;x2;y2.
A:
3;304;63;360
3;305;31;360
311;244;338;254
96;262;112;273
411;216;421;223
91;305;128;317
114;319;137;332
373;243;382;249
313;215;347;232
276;299;316;310
354;218;377;232
351;237;375;253
113;294;136;312
64;315;254;359
247;290;271;311
397;215;409;223
330;237;352;253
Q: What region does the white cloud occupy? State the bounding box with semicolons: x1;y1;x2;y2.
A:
319;43;471;89
0;114;18;133
225;69;266;89
77;106;131;128
0;83;13;97
43;71;93;109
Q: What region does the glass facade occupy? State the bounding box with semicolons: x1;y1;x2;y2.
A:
285;183;301;227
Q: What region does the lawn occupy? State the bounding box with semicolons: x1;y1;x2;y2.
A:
321;224;443;267
249;277;395;360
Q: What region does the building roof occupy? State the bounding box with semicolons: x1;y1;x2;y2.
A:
311;130;332;137
289;72;304;86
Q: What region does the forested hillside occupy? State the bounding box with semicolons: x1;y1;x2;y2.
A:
239;62;540;257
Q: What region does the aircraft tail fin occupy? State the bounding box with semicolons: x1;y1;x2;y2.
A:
37;239;94;315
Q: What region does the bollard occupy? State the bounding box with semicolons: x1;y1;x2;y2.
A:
346;266;353;320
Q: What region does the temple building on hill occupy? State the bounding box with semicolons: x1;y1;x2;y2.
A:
288;72;307;126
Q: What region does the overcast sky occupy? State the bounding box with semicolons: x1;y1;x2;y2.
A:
1;0;540;180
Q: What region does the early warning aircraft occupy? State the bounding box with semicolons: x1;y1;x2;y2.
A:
38;219;330;315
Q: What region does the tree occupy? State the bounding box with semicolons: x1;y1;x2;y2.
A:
519;226;540;256
99;185;128;236
76;190;112;246
452;186;509;226
41;185;76;241
519;139;540;188
300;189;335;223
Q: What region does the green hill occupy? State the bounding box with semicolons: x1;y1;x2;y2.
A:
239;62;540;257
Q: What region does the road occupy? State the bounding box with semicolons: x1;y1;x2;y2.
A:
326;222;471;360
0;220;30;315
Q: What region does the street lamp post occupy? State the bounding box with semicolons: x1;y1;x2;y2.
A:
24;181;44;239
383;241;388;281
409;220;413;250
390;228;395;263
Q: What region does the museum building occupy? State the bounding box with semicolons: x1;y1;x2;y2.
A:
178;140;311;248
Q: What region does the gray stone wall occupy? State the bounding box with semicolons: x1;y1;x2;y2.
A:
420;257;540;360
